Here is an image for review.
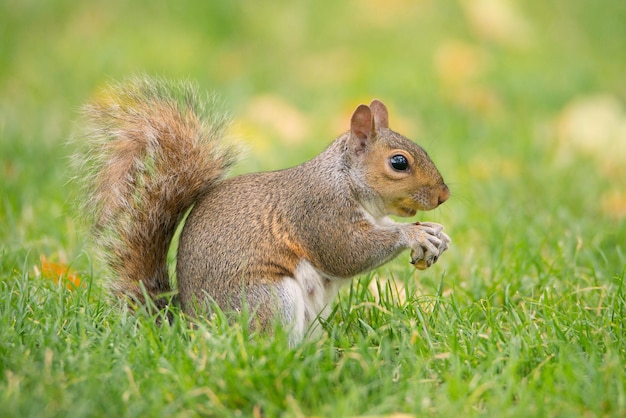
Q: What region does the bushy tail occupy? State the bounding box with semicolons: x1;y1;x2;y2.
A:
76;76;237;309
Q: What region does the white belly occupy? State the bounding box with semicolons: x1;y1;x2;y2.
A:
277;259;348;345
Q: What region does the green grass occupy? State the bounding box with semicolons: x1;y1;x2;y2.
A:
2;0;626;416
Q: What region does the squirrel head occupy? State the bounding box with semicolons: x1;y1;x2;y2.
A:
347;100;449;218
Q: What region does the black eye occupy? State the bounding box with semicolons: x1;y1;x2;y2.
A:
390;154;409;171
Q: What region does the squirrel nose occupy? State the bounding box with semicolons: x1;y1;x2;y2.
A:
437;184;450;206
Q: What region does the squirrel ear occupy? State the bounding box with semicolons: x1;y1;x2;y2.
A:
369;99;389;129
350;104;374;142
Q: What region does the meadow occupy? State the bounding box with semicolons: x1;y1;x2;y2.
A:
1;1;625;416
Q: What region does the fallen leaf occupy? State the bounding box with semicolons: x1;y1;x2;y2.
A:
434;40;501;115
243;95;310;144
368;277;409;305
461;0;531;47
434;40;488;86
601;191;626;220
555;94;626;176
36;255;83;289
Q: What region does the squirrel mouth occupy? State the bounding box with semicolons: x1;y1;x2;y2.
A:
399;207;417;217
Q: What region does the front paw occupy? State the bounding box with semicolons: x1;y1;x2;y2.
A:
409;222;450;270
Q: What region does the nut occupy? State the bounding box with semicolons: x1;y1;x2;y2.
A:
412;259;429;270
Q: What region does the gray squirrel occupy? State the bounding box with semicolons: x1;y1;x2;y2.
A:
78;76;450;344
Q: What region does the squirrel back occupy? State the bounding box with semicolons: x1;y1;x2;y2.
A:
77;76;237;309
78;76;450;342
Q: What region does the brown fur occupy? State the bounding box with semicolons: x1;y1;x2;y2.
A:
77;76;237;309
77;78;449;337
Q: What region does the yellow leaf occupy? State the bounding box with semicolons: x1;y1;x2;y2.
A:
461;0;531;47
37;255;83;289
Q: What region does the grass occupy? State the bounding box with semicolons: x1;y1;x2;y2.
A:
2;266;624;416
1;0;626;416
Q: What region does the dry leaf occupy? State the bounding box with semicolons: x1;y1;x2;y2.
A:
434;40;501;115
243;95;310;145
461;0;531;46
601;191;626;220
368;277;409;305
36;255;83;289
434;40;487;86
555;94;626;175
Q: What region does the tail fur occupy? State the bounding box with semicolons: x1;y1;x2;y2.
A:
76;76;237;309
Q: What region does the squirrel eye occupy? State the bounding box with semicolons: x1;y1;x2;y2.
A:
390;154;409;171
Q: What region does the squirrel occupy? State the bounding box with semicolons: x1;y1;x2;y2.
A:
78;76;450;344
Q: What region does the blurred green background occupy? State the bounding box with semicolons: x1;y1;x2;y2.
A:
2;2;626;415
1;0;625;285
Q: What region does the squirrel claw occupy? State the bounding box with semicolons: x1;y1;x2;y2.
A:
409;224;450;270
